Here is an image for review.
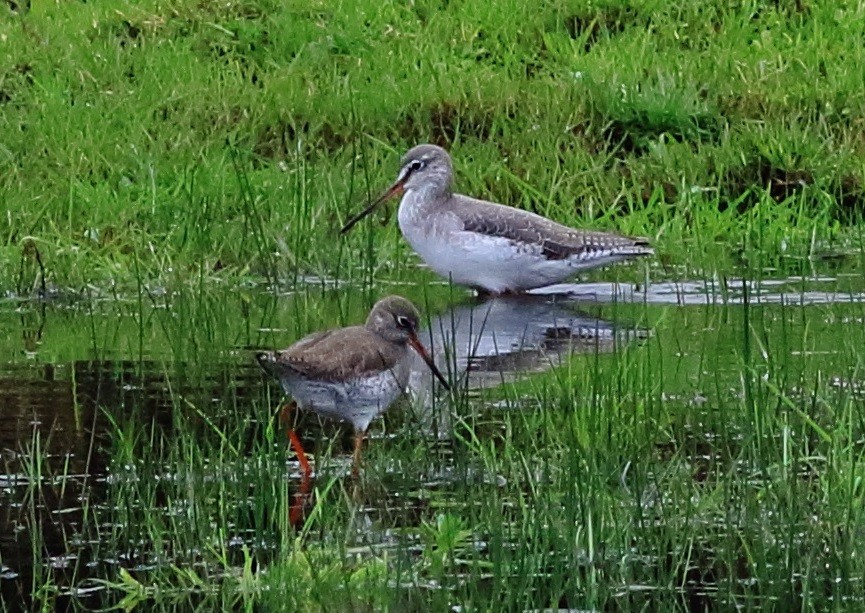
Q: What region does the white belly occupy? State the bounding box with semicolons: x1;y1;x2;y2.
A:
397;196;635;292
282;366;408;433
397;213;569;293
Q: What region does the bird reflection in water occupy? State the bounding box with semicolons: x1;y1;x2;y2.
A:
409;292;650;433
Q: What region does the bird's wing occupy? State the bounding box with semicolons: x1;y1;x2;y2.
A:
264;327;397;381
456;197;651;260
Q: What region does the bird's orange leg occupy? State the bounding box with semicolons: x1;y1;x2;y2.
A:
351;431;365;480
287;429;312;479
289;466;312;528
280;401;311;478
280;400;313;527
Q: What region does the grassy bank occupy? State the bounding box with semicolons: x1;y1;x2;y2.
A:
4;1;865;610
3;0;865;292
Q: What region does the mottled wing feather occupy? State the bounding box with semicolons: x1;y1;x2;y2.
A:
457;197;651;260
267;326;396;381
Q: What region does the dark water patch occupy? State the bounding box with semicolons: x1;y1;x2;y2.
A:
0;291;647;608
0;362;109;609
0;358;279;610
2;278;865;608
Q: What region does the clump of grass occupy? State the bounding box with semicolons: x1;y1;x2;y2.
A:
5;279;865;609
4;0;865;609
1;0;863;290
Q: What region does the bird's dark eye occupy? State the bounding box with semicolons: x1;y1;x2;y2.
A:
409;159;425;172
395;315;413;329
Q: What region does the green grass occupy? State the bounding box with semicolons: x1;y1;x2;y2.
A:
3;0;865;291
3;0;865;610
3;281;865;610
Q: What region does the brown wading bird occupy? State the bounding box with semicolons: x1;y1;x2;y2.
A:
341;144;654;295
256;295;450;478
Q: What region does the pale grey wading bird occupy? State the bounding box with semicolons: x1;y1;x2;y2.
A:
256;295;450;477
341;144;654;295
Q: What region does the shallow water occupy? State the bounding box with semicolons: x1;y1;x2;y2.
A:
2;271;865;609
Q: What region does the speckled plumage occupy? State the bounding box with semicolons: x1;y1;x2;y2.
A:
343;144;654;294
257;295;448;434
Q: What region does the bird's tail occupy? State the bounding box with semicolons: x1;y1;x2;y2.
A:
255;351;279;376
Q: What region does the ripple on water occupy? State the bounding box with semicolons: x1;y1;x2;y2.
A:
2;276;864;609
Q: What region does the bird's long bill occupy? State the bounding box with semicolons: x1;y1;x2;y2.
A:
408;334;450;391
340;180;405;235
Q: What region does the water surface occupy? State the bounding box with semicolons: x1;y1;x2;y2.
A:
2;272;865;609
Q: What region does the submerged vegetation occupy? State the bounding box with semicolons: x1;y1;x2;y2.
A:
2;0;865;611
4;285;865;610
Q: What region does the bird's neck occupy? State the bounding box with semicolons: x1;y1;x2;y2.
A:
403;183;452;213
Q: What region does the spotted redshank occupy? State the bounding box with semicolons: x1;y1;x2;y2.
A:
341;144;654;294
256;295;449;477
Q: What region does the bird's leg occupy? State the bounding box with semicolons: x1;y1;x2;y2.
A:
351;431;366;480
288;429;312;479
289;463;313;528
279;400;295;427
280;401;311;478
280;400;313;528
